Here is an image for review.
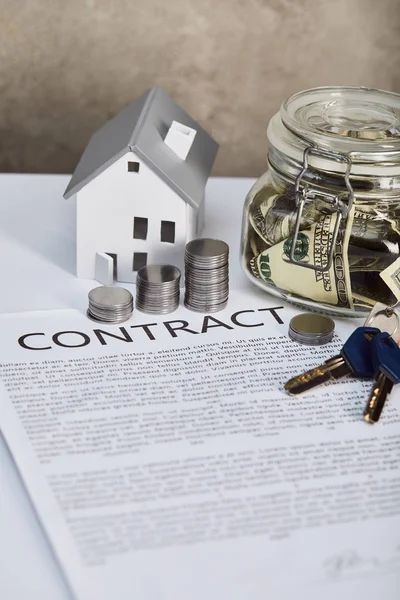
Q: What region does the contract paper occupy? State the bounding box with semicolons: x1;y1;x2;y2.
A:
0;293;399;600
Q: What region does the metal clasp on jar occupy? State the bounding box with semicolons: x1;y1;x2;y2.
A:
287;147;354;273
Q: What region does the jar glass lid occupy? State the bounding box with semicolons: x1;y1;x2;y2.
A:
268;86;400;175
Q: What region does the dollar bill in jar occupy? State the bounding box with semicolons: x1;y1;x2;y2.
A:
241;86;400;316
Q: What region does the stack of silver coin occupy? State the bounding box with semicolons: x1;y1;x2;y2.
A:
87;286;133;323
184;238;229;312
136;264;181;314
288;313;335;345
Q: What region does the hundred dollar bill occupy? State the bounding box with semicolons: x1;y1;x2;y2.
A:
248;255;261;280
348;201;399;306
246;184;400;307
348;249;395;273
249;193;282;246
350;203;400;250
351;276;396;307
243;221;271;279
352;293;377;308
249;224;270;256
374;198;400;236
379;256;400;302
353;298;376;311
252;210;354;309
249;186;330;247
249;186;400;254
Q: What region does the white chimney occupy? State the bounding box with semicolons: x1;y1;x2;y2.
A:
164;120;197;160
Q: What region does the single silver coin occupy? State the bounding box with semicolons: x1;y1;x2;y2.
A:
88;286;133;308
137;264;181;284
289;313;335;345
185;238;229;260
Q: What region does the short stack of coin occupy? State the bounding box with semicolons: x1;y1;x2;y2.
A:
136;264;181;314
288;313;335;345
87;286;133;323
184;238;229;312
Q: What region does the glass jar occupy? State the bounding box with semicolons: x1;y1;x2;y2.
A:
241;86;400;316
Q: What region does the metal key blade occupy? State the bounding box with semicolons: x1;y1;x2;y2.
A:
363;369;394;424
363;332;400;424
284;355;352;395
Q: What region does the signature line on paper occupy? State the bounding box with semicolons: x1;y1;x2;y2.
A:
320;547;400;582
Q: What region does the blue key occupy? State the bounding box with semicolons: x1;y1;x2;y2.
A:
285;326;380;395
364;332;400;424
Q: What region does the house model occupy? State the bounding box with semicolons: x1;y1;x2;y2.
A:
64;87;219;284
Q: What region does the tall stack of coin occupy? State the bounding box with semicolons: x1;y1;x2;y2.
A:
184;238;229;312
87;286;133;323
136;264;181;314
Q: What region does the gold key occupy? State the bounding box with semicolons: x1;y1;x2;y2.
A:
285;356;353;395
284;327;379;396
363;332;400;424
363;371;394;423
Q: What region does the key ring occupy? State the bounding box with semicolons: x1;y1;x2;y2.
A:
368;305;400;339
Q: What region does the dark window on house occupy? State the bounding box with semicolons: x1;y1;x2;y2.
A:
128;161;140;172
105;253;117;280
133;217;148;240
160;220;175;243
133;252;147;271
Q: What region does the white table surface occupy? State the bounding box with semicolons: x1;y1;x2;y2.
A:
0;174;258;600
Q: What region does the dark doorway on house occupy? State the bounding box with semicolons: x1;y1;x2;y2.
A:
105;253;118;280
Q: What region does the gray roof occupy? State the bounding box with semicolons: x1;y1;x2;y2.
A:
63;87;219;210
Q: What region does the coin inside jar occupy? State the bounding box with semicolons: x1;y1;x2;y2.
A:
289;313;335;345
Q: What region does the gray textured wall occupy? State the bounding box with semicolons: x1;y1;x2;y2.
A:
2;0;400;177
